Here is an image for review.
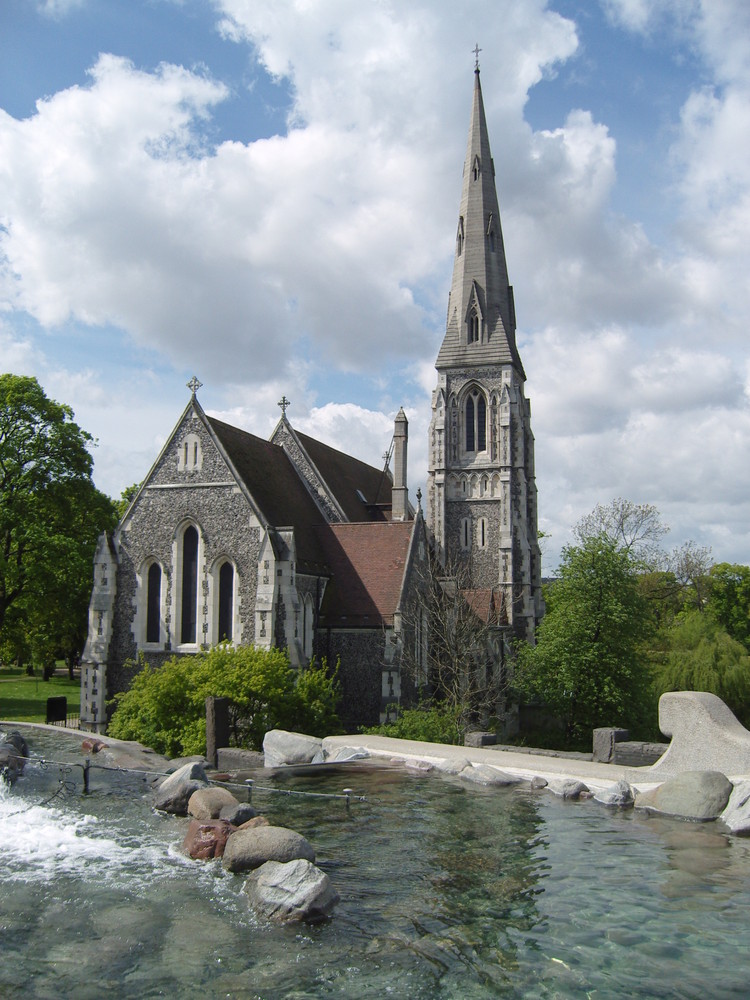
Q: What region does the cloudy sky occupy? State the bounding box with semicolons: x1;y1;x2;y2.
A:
2;0;749;572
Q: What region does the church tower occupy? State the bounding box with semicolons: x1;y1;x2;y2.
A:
427;62;544;642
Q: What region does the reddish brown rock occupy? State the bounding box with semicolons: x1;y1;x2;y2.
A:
81;738;108;754
236;815;270;831
182;819;234;860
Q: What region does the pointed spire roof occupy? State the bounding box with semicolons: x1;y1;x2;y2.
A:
436;68;525;377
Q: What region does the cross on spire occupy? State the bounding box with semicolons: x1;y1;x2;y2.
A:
278;394;291;415
187;375;202;397
473;43;481;71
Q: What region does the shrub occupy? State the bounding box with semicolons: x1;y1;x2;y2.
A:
108;646;341;757
362;703;464;745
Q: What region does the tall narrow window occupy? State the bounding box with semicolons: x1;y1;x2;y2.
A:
477;395;486;451
181;526;198;643
146;563;161;644
466;395;475;451
465;390;487;453
218;561;234;642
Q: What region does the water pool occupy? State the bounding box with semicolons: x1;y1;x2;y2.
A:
2;726;750;998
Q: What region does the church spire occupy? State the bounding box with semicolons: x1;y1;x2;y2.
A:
436;66;524;377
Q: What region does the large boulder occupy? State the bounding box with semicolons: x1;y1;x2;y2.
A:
635;770;733;821
547;779;590;800
263;730;324;768
187;786;239;820
182;819;234;860
244;859;340;924
719;779;750;835
223;825;315;873
153;761;210;815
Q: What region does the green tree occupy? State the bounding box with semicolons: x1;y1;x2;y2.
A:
108;646;341;756
706;563;750;651
0;374;117;675
516;535;654;746
655;610;750;726
114;482;141;520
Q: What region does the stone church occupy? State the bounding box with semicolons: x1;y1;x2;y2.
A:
80;64;543;734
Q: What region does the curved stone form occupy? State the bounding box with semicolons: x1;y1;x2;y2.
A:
629;692;750;780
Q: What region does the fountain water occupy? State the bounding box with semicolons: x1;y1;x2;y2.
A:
3;723;750;998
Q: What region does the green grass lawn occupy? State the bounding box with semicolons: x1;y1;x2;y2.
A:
0;672;81;723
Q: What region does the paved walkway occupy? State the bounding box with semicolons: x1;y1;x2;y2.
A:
322;734;654;791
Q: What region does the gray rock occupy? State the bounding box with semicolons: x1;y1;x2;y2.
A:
153;761;210;814
263;730;323;768
435;756;470;775
219;802;258;826
223;825;316;873
530;776;548;790
594;779;635;808
404;759;434;774
244;859;340;924
460;764;520;787
0;730;28;782
187;786;239;820
635;770;733;821
548;779;590;800
719;779;750;835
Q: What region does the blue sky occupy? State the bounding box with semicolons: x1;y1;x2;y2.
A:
2;0;749;573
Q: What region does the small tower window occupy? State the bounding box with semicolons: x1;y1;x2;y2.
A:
468;309;480;344
460;517;471;551
478;518;488;549
472;155;481;181
178;433;203;472
456;216;464;257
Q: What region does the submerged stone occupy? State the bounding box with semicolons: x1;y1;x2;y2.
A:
460;764;520;787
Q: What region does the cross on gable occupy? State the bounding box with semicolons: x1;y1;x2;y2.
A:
473;43;481;70
278;395;291;415
187;376;202;396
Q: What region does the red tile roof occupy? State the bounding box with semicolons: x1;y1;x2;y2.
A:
316;521;415;626
462;588;506;626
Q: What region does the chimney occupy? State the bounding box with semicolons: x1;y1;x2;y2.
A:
392;407;409;521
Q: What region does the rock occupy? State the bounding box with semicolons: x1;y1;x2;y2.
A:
720;779;750;835
548;779;590;800
464;731;497;748
530;776;548;790
243;859;340;924
182;819;234;860
223;825;316;873
324;746;370;763
187;786;239;820
219;802;257;826
435;756;470;775
263;730;323;768
594;779;635;808
153;761;210;815
0;731;28;782
635;770;733;821
235;815;270;831
404;759;434;774
459;764;520;787
81;737;108;754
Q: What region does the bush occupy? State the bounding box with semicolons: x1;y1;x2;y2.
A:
108;646;341;757
362;704;464;745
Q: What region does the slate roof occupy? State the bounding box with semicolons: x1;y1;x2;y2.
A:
207;416;399;580
296;430;392;521
207;416;330;572
315;521;415;627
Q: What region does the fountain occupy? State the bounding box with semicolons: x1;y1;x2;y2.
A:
3;722;750;998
